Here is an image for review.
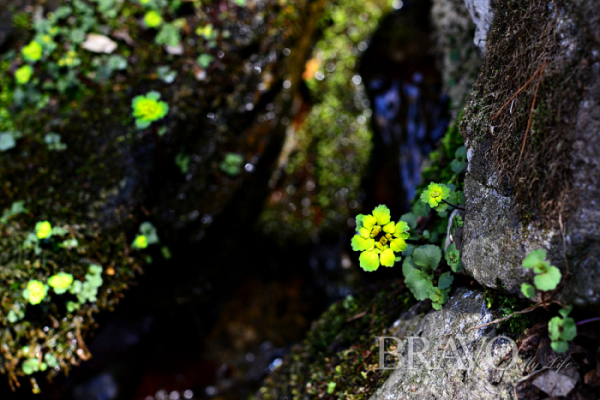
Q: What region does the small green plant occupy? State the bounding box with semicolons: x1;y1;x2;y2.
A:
23;280;48;305
131;91;169;129
197;53;214;68
15;65;33;84
44;133;67;151
1;200;27;223
132;221;159;250
69;264;103;304
548;306;577;353
520;249;561;295
444;243;462;272
450;146;467;174
219;152;244;176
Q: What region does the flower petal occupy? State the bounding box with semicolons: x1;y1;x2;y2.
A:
383;222;395;233
390;238;407;252
359;250;380;272
372;205;391;225
362;215;376;230
351;235;374;251
393;220;410;239
380;248;395;267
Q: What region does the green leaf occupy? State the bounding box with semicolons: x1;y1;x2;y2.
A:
431;302;443;310
402;256;416;276
561;317;577;341
522;249;547;269
445;244;462;272
450;159;466;174
550;340;569;353
438;272;454;290
372;204;391;225
355;214;365;230
404;269;434;301
533;265;561;291
558;306;572;318
197;53;214;68
400;213;417;230
521;283;535;298
548;317;562;341
413;245;442;271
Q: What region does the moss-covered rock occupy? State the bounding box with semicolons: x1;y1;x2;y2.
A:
0;0;325;390
460;0;600;307
257;0;392;243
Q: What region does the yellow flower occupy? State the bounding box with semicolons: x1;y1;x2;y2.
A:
22;41;43;62
15;65;33;84
133;235;148;249
144;11;163;28
36;221;52;239
48;273;74;294
132;91;169;129
420;182;450;208
24;280;47;305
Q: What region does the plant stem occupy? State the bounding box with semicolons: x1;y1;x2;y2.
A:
577;317;600;326
442;199;465;211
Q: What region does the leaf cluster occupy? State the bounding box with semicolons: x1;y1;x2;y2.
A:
548;307;577;353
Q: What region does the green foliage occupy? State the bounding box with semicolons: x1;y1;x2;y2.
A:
0;132;17;151
450;146;467;174
522;249;562;292
350;205;410;272
69;264;104;304
548;307;576;353
132;221;159;250
131;91;169;129
402;244;450;309
1;200;27;223
175;153;191;174
327;382;336;394
445;244;463;272
521;283;535;298
156;21;184;47
44;133;67;151
219;152;244;176
197;53;214;68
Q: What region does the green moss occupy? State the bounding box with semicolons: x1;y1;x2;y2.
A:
256;283;416;400
483;288;532;338
258;0;392;243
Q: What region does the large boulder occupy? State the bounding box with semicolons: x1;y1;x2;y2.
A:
461;0;600;307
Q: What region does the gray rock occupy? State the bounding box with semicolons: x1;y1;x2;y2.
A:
463;0;495;57
369;288;524;400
